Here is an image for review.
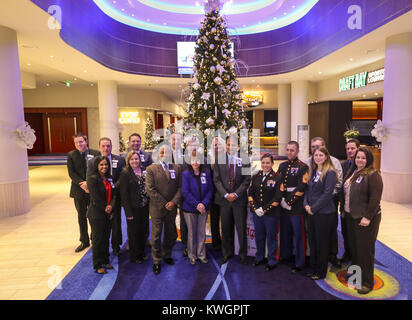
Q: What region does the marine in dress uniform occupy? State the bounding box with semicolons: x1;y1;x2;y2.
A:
277;158;309;273
248;169;282;271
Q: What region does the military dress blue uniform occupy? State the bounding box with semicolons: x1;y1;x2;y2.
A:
277;158;309;272
248;169;282;268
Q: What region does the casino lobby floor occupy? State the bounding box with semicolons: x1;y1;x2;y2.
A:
0;164;411;300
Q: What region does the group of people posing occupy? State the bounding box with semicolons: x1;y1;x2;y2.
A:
67;132;383;296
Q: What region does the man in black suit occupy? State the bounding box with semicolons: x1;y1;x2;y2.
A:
213;136;251;265
171;132;188;257
339;138;360;262
67;133;100;252
127;133;153;168
87;137;126;256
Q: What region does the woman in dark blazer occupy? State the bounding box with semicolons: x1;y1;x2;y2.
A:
304;147;338;280
119;151;149;264
181;151;214;265
341;147;383;295
248;153;282;271
87;156;117;274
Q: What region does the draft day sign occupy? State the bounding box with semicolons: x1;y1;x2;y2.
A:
339;68;384;92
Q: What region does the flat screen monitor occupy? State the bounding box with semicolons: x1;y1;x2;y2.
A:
265;121;277;128
177;41;234;75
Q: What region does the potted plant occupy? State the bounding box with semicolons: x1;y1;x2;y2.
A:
343;125;360;142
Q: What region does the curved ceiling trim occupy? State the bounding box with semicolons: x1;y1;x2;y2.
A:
92;0;319;35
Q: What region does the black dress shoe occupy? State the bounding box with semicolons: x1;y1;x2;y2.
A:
291;267;302;273
240;257;247;265
142;255;149;261
75;243;90;253
220;256;230;264
113;248;121;257
164;258;175;265
265;264;277;272
330;257;342;268
357;286;372;295
153;264;161;275
182;248;188;257
252;260;265;267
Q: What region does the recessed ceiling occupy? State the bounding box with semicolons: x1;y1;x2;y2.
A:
93;0;319;35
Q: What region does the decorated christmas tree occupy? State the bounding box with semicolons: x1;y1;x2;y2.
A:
184;1;248;142
144;115;157;151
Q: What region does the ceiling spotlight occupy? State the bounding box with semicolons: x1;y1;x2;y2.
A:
292;5;296;9
362;94;366;98
318;71;322;74
50;55;54;58
375;92;378;95
46;83;50;86
74;78;77;81
131;13;134;17
283;12;287;15
91;83;94;86
155;79;159;82
83;70;87;73
349;58;353;61
146;18;150;22
121;8;125;12
27;63;31;66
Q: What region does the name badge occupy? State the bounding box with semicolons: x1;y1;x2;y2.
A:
356;176;363;183
140;154;145;162
169;169;176;179
201;177;207;184
143;170;146;177
237;159;242;167
112;160;118;168
267;180;276;187
86;154;94;160
314;172;321;183
291;168;298;174
108;178;115;188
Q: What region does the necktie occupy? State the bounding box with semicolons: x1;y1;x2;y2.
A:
262;174;267;182
229;161;235;192
164;163;171;181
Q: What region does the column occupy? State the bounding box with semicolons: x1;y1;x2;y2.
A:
291;81;309;160
98;80;119;154
277;84;291;156
381;33;412;203
0;26;30;217
253;109;264;135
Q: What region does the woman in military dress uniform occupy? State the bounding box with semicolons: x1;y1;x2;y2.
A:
248;153;282;271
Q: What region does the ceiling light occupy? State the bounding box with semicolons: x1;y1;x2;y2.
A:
50;55;54;58
74;78;77;81
283;12;287;15
121;8;125;12
91;83;94;86
375;92;378;95
83;70;87;73
146;18;150;22
318;71;322;74
131;13;134;17
27;63;31;66
349;58;353;61
292;5;296;9
46;83;50;86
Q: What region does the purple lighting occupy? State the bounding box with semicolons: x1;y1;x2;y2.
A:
93;0;319;35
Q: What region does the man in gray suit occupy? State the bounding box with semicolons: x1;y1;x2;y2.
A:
213;136;251;265
145;144;182;275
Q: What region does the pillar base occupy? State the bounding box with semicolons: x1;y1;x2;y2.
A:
381;171;412;204
0;180;30;218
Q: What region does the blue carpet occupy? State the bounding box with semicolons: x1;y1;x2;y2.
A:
46;210;412;300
